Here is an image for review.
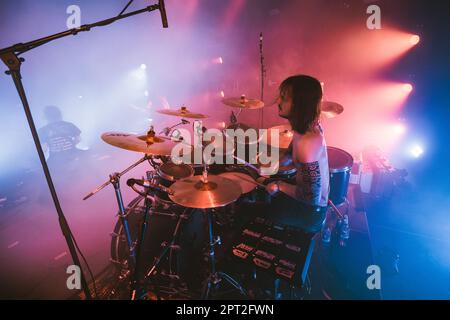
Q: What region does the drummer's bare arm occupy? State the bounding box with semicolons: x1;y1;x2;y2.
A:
267;135;323;202
277;162;321;204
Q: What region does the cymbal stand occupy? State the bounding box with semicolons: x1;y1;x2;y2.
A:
83;155;151;200
83;154;152;299
201;208;247;299
144;208;190;281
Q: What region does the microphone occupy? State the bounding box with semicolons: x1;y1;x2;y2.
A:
127;178;173;194
159;0;169;28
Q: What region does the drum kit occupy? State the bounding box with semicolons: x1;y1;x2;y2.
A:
83;95;353;300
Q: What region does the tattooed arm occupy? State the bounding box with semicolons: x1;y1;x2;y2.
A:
273;161;321;205
266;133;324;206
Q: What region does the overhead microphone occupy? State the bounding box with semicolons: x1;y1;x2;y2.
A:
127;178;173;194
158;0;169;28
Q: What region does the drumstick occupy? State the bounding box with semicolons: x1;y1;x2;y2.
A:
232;155;261;172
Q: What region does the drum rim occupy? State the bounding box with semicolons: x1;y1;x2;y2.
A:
157;162;194;182
327;146;353;173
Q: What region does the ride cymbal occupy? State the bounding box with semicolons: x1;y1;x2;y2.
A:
222;95;264;110
320;101;344;118
156;106;209;119
101;131;188;156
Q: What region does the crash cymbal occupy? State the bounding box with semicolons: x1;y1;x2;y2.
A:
101;131;189;156
169;175;242;209
156;106;209;119
222;95;265;110
218;172;257;194
261;124;293;149
320;101;344;118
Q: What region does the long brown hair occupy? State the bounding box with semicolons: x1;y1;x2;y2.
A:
279;75;322;134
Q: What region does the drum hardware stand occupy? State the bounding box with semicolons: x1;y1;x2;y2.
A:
131;189;153;300
328;199;344;220
83;154;154;299
110;173;137;268
326;199;351;243
144;210;190;281
159;119;190;136
83;155;152;200
201;208;247;299
259;32;266;129
226;97;245;127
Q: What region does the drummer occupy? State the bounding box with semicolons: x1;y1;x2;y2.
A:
259;75;330;234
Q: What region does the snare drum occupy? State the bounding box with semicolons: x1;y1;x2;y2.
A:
327;146;353;206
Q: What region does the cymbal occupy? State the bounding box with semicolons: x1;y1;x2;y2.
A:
169;175;242;209
222;96;264;110
218;172;257;194
101;131;188;156
320;101;344;118
261;124;293;149
156;106;209;119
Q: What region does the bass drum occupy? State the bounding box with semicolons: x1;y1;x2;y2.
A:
110;196;207;291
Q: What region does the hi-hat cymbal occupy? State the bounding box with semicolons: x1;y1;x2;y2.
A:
261;124;293;149
320;101;344;118
222;96;265;110
169;175;242;209
156;106;209;119
101;131;188;156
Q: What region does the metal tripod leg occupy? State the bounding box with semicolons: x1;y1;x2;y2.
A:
201;209;247;299
131;194;153;300
111;173;136;268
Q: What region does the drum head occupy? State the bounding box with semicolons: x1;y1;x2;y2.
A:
158;162;194;182
327;147;353;173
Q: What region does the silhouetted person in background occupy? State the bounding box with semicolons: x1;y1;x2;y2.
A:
38;105;83;167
